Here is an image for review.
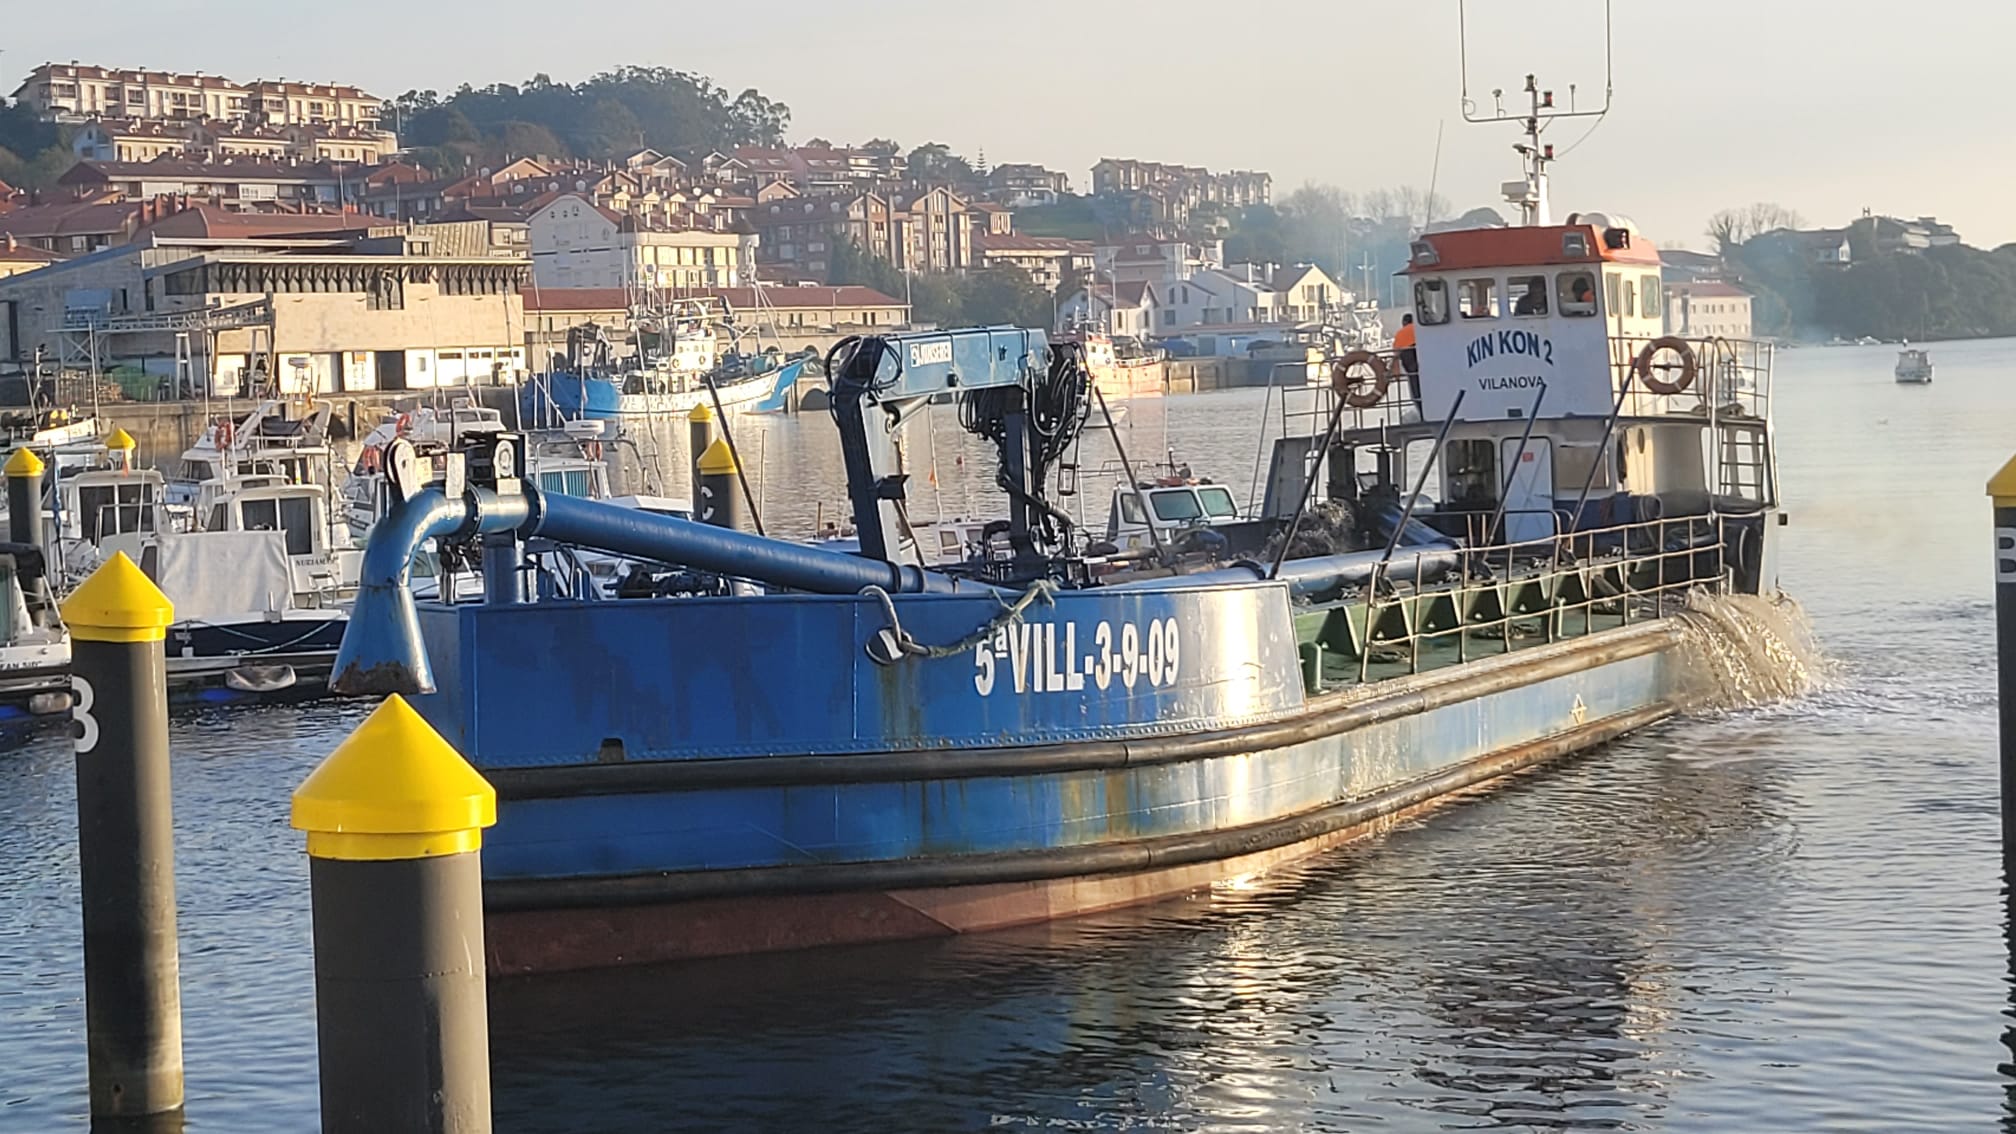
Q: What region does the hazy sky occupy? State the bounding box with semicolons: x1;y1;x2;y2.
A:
9;0;2013;249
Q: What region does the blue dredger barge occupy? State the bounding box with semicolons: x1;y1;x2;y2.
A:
334;216;1781;973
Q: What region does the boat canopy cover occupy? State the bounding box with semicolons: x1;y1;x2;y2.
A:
155;531;294;622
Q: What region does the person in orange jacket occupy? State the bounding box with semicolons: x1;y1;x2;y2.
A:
1392;314;1420;406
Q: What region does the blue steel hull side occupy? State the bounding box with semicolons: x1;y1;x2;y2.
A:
478;647;1673;882
412;583;1306;766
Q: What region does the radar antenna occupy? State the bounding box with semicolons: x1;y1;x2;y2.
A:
1457;0;1614;226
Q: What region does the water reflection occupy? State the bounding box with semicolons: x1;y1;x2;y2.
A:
1;342;2012;1131
487;729;1797;1133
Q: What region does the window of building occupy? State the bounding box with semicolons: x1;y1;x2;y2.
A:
1414;278;1450;325
1457;278;1498;320
1508;275;1548;317
1558;271;1597;316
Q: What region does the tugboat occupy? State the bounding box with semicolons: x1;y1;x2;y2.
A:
1895;345;1933;384
331;69;1786;974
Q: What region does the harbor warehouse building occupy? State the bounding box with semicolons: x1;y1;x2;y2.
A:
0;223;528;394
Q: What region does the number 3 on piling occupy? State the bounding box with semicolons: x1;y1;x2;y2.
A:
72;675;99;755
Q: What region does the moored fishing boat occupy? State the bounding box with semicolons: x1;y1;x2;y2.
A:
1066;327;1166;400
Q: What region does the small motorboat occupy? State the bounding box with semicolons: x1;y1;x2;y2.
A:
1895;347;1933;384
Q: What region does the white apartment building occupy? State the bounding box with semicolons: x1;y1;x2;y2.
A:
14;64;248;122
14;63;380;129
1664;281;1753;340
527;193;756;290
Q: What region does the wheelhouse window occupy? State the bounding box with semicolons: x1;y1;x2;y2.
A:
1197;485;1237;518
78;482;156;543
1509;275;1549;317
1443;440;1499;510
1642;275;1663;322
1149;490;1204;523
1621;277;1637;318
1413;278;1450;325
1457;278;1498;320
242;496;315;556
537;469;595;498
1558;271;1597;316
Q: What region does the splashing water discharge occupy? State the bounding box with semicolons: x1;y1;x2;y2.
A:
1673;589;1832;709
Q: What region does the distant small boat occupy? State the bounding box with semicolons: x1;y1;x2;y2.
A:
1895;347;1933;384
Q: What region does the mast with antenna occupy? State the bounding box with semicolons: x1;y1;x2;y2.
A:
1457;0;1614;228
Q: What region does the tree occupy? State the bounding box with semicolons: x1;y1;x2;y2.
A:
907;273;964;326
1706;203;1804;255
571;98;644;159
405;105;480;148
861;138;901;156
727;89;790;148
0;102;60;164
960;264;1052;328
825;238;907;298
494;121;567;160
906;143;975;186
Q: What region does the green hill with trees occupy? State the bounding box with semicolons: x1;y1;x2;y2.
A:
1718;209;2016;341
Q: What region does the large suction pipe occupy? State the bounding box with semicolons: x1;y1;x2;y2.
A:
1108;545;1461;603
333;485;973;697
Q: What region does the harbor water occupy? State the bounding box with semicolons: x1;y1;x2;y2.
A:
2;339;2012;1131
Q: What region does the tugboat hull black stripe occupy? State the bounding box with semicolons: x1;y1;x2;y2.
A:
487;621;1682;798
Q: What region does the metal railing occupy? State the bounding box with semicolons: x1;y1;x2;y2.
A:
1278;334;1778;441
1296;511;1730;691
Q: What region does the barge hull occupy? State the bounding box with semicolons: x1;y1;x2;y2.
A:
480;623;1686;974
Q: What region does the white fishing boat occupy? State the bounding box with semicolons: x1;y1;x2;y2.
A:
53;443;356;697
166;399;336;511
1895;346;1932;384
1084;332;1167;400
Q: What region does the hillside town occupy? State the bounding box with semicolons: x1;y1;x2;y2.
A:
0;58;1990;396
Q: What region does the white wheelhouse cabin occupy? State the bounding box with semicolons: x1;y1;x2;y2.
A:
1268;215;1781;594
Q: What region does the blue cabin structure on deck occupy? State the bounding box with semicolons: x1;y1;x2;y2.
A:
331;219;1784;971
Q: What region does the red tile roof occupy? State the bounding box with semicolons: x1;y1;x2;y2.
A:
976;232;1085;254
1668;280;1750;298
0;199;143;239
138;206;386;240
61;158;352;184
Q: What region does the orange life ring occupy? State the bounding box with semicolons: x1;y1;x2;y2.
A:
1331;350;1390;409
584;440;603;461
216;419;233;448
1632;336;1699;395
360;445;382;472
395;413;414;436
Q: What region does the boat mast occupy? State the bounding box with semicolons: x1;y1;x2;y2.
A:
1457;0;1614;229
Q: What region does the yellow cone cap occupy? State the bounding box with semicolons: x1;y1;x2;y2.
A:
698;437;738;476
291;695;497;861
106;427;137;451
4;447;43;477
688;402;714;423
62;551;174;642
1990;454;2016;503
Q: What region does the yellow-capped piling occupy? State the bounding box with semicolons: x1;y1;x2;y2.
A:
293;695;495;1134
65;551;183;1118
